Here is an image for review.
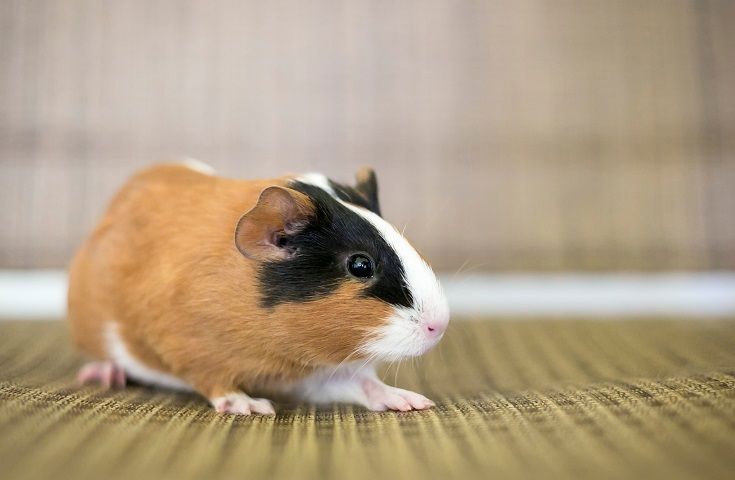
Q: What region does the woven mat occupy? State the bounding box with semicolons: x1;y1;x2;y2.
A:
1;320;734;480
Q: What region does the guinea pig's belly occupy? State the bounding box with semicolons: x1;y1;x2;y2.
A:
105;322;193;391
279;361;374;404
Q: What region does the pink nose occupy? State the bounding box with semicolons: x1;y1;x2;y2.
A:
425;321;447;336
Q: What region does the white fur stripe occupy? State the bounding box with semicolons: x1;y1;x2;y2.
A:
296;173;448;321
340;202;448;316
181;158;216;175
105;323;192;391
297;173;335;194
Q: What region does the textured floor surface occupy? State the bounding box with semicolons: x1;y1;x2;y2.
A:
1;319;734;480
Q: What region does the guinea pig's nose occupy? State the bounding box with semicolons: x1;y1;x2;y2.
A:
424;320;447;337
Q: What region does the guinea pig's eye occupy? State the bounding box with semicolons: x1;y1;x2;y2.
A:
275;233;289;248
347;254;374;279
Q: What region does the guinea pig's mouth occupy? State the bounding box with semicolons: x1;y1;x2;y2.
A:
359;310;446;362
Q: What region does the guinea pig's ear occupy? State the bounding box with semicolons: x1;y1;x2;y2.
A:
235;186;314;261
354;166;380;216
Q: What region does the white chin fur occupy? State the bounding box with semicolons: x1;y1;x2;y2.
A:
360;308;444;362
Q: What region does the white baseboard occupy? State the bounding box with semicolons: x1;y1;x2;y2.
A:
0;270;68;319
1;270;734;319
442;273;735;317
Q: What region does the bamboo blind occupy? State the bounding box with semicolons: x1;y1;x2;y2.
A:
1;0;733;271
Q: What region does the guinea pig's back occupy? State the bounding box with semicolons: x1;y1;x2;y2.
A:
67;163;275;359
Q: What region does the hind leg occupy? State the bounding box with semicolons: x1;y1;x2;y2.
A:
77;361;127;389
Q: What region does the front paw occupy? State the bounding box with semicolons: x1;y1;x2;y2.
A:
209;393;276;416
362;380;436;412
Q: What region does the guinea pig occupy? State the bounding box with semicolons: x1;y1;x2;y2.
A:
68;160;450;415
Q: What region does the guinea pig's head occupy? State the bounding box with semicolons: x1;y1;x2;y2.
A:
235;168;449;365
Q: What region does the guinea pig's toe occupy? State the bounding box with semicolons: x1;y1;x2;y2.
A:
249;398;276;415
388;396;412;412
368;392;411;412
210;393;276;416
76;361;127;389
362;378;436;412
392;388;435;410
367;402;389;412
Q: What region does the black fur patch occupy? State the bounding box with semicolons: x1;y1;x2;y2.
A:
328;180;381;216
257;181;413;309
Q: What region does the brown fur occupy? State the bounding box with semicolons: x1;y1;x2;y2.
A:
67;164;393;399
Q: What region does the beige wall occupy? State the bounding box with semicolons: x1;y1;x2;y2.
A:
1;0;734;271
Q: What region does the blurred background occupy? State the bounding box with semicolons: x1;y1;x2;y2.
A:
1;0;734;315
3;5;735;479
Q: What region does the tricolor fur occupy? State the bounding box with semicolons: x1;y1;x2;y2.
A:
68;161;449;414
288;174;449;360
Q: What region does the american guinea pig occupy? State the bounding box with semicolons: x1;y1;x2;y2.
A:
68;160;449;415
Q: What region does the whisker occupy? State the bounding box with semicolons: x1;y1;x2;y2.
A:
382;358;397;383
456;260;493;276
453;258;471;278
393;358;403;386
349;351;380;382
326;346;362;383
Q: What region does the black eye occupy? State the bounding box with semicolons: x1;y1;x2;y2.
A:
347;254;374;279
275;234;289;248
